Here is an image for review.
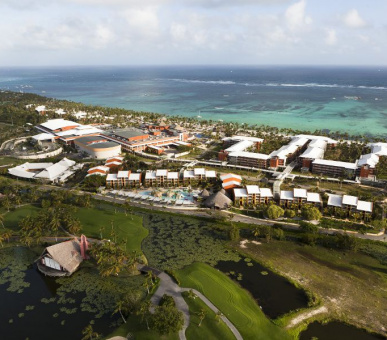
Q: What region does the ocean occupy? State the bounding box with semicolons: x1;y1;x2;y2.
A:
0;66;386;137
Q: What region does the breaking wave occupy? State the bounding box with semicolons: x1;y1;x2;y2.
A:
165;78;387;90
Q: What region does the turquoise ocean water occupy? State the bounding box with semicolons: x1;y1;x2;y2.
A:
0;66;386;137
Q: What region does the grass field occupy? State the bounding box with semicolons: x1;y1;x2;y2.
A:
175;263;290;340
236;239;387;337
2;204;40;231
74;205;147;254
2;204;148;254
182;291;236;340
104;314;179;340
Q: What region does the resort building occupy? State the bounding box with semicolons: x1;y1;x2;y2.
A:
220;173;242;190
105;156;124;169
37;236;88;277
167;172;179;187
144;171;157;187
183;168;217;185
279;189;320;207
87;166;109;177
218;136;264;161
106;173;119;188
74;136;121;160
299;141;326;170
35;119;102;145
357;153;379;178
233;185;274;206
117;170;131;188
8;158;79;183
128;173;142;187
156;169;168;186
101;127;189;153
183;170;195;185
327;194;373;215
311;159;358;178
227;151;270;169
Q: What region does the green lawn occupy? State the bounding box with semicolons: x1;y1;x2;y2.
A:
104;314;179;340
2;204;148;254
183;291;236;340
2;204;40;231
175;263;290;340
74;206;147;254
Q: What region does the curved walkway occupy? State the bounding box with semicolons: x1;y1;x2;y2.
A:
180;288;243;340
138;265;242;340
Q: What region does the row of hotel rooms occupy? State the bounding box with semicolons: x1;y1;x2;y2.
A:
233;187;372;215
91;160;373;215
219;135;387;179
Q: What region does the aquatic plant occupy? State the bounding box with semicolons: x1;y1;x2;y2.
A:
141;214;239;270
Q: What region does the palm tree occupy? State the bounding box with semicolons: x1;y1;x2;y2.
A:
112;299;128;324
252;227;260;240
137;300;151;330
187;289;196;300
2;230;12;243
81;324;100;340
215;311;223;323
146;271;154;286
197;308;206;327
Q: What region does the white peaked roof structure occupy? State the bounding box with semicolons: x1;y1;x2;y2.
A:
307;192;322;203
280;191;294;200
117;171;130;178
40;119;80;131
129;173;141;181
145;171;157;180
259;188;273;198
205;170;217;178
106;173;118;181
294;188;308;198
300;147;325;160
358;153;380;168
327;194;373;213
327;194;343;207
32;133;55;141
167;172;179;179
246;185;260;194
342;195;358;206
156;169;168;177
8;158;76;182
233;188;248;198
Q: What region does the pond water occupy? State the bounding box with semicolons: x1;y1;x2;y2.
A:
0;247;121;340
300;321;385;340
215;259;309;319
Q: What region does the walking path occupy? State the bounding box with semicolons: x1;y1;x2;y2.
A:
180;288;243;340
138;265;242;340
286;305;328;329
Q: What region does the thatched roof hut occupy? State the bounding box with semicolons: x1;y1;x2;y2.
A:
203;191;232;210
37;239;85;277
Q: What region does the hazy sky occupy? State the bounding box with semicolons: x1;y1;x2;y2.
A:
1;0;386;66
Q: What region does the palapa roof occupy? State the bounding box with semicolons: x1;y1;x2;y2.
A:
45;239;83;273
200;188;210;198
203;191;232;209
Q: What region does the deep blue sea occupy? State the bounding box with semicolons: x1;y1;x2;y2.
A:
1;66;387;137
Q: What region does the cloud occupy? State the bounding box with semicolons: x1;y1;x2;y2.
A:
325;29;337;46
343;9;366;28
285;0;312;31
